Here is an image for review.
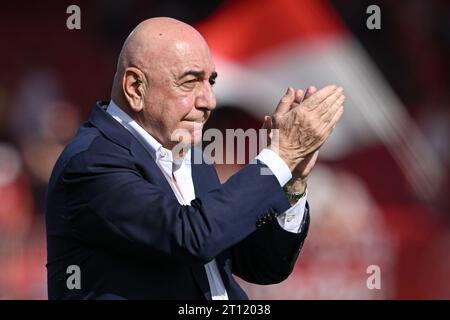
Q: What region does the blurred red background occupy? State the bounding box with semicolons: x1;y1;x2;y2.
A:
0;0;448;299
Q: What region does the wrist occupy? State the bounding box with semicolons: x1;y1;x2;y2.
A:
284;186;306;206
284;177;307;194
284;178;307;206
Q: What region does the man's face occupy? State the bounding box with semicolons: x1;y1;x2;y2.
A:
141;39;217;149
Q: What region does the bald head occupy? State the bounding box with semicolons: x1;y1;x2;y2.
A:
111;17;211;103
109;17;217;149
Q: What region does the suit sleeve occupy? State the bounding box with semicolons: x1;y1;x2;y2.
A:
231;204;310;285
56;141;291;265
201;161;311;285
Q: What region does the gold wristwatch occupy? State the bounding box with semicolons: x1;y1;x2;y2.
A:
285;190;306;202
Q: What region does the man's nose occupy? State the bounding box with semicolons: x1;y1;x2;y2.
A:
195;81;216;111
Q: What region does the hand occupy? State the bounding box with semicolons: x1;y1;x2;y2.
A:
262;87;321;196
267;85;345;171
291;86;320;180
262;87;319;180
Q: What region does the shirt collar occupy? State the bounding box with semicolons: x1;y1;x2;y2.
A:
106;100;191;167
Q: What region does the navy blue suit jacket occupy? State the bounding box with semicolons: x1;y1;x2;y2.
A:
45;101;310;300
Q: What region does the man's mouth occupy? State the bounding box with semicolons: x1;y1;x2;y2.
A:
183;118;205;125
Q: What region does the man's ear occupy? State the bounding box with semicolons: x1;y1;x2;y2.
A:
122;67;147;112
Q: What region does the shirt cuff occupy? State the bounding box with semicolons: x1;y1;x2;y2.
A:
256;148;292;187
277;188;308;233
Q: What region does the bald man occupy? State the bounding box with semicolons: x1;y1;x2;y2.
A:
45;18;344;299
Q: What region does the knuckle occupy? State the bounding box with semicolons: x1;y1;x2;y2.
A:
280;97;290;104
321;99;331;108
273;114;281;122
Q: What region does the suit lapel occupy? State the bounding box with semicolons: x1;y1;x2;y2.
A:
129;138;176;198
190;147;214;196
89;101;176;198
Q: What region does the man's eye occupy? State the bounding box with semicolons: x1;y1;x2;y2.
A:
181;80;196;88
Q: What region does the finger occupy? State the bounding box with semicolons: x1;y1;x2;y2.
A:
320;95;345;127
326;94;345;120
294;89;304;104
314;107;343;150
261;115;272;130
318;87;344;114
304;149;320;165
304;84;337;106
261;115;273;141
312;149;320;160
323;104;344;136
267;116;273;139
302;149;319;162
316;96;344;139
304;86;317;99
261;116;269;129
274;87;295;115
326;106;344;135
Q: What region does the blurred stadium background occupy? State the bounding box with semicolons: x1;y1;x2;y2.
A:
0;0;448;299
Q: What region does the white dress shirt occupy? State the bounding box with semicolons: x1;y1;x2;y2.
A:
106;100;307;300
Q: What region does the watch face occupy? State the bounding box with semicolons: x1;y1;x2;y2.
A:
286;191;304;202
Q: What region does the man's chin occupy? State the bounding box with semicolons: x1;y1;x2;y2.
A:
170;122;204;149
172;133;200;147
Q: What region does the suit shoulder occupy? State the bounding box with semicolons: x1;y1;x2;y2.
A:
49;124;132;184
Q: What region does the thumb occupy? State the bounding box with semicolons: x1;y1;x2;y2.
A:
261;116;273;140
274;87;295;115
261;115;272;129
